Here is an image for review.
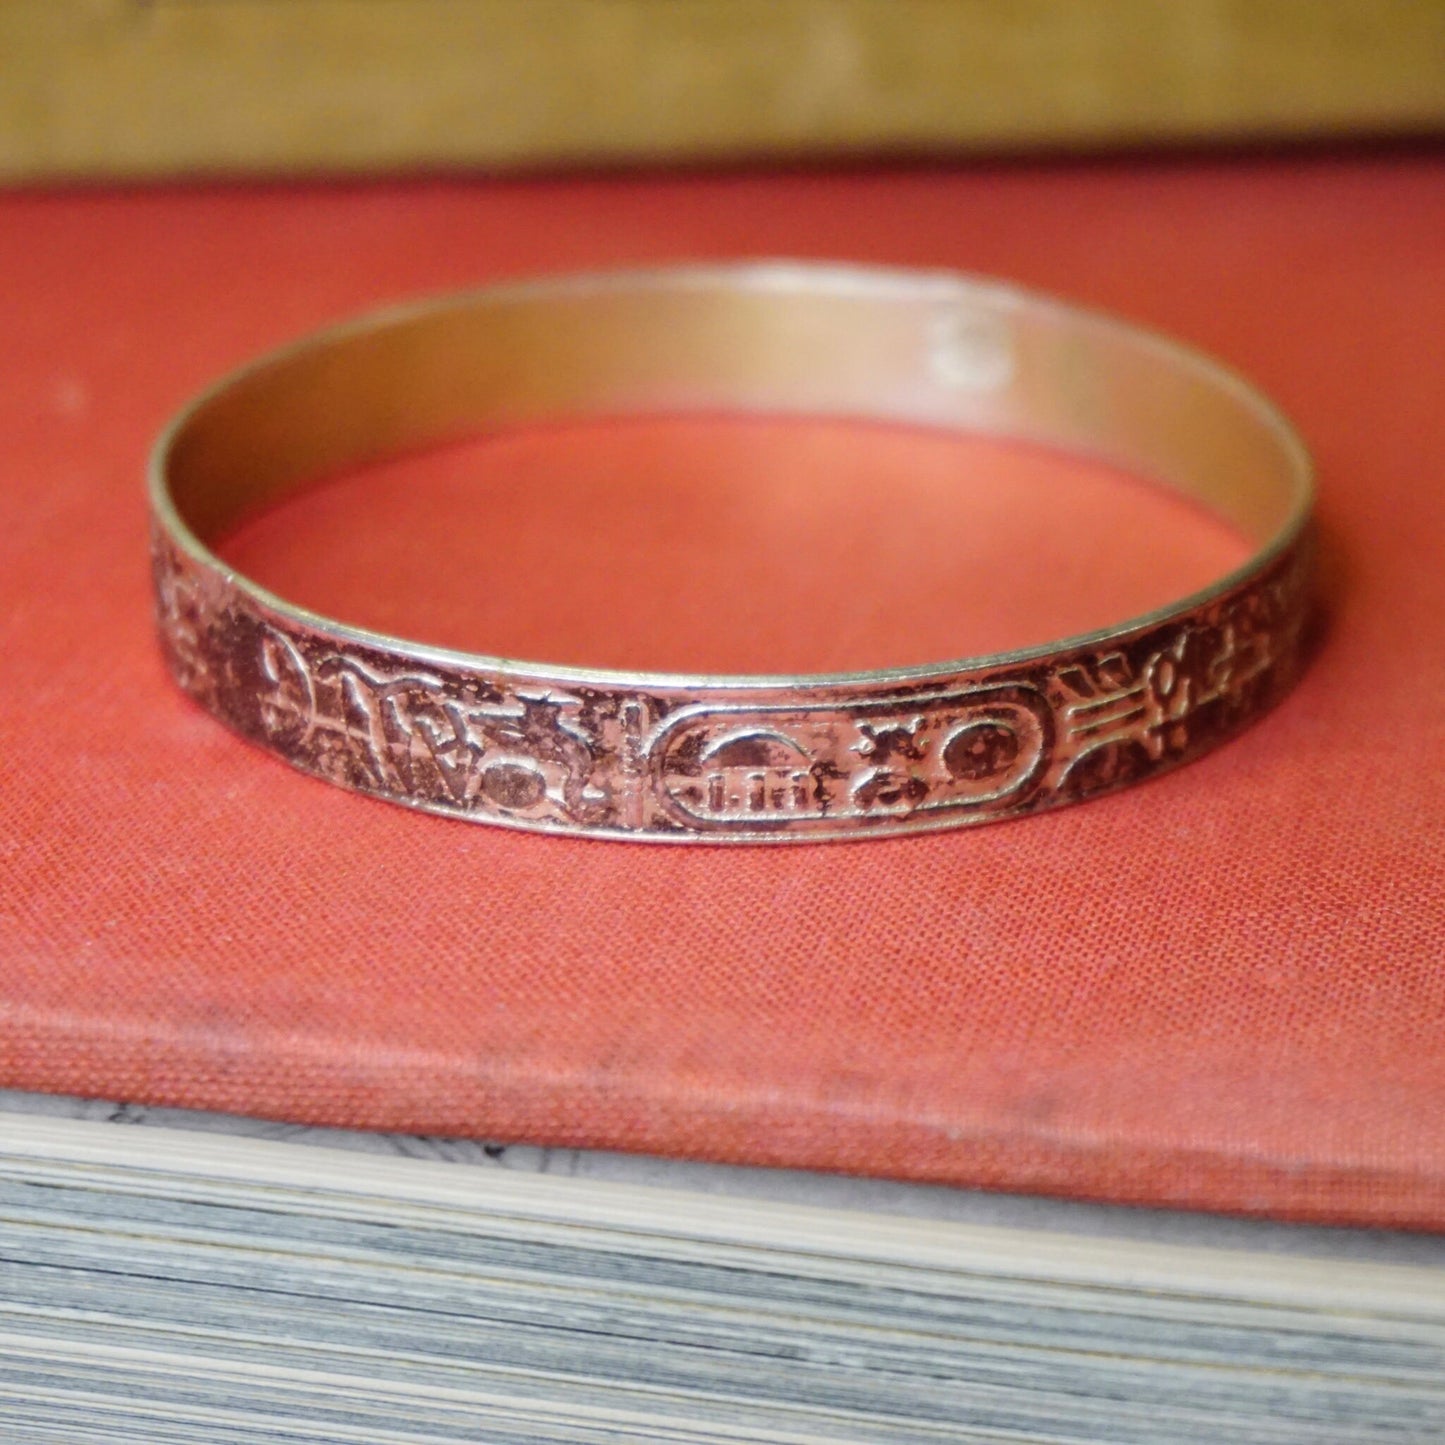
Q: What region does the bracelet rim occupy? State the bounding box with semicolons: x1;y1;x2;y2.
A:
149;260;1313;693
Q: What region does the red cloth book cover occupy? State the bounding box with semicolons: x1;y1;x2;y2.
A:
2;155;1442;1228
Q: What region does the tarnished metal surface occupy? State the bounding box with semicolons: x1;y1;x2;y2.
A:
150;264;1314;843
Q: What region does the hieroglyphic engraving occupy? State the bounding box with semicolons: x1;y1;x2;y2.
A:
257;630;316;746
1051;556;1307;799
650;685;1053;832
152;538;219;697
250;641;615;827
152;527;1310;840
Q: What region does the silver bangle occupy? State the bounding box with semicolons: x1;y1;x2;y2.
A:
151;263;1314;843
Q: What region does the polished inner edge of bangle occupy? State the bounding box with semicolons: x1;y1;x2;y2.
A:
153;263;1312;686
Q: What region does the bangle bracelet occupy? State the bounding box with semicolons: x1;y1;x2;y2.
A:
151;263;1314;844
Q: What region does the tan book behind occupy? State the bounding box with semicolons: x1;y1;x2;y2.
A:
4;0;1444;182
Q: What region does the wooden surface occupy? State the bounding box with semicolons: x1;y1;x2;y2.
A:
4;0;1444;181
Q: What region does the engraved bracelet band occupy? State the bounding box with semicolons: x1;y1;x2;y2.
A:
150;263;1314;844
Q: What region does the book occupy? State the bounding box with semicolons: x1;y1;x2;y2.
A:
3;1093;1444;1444
1;154;1442;1232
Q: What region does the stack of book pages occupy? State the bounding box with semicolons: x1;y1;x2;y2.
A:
2;1101;1442;1443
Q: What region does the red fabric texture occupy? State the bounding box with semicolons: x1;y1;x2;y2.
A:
2;156;1442;1227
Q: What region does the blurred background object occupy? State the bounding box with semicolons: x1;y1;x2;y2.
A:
3;0;1443;183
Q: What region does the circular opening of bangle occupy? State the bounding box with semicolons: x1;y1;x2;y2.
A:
150;263;1313;843
152;263;1312;692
